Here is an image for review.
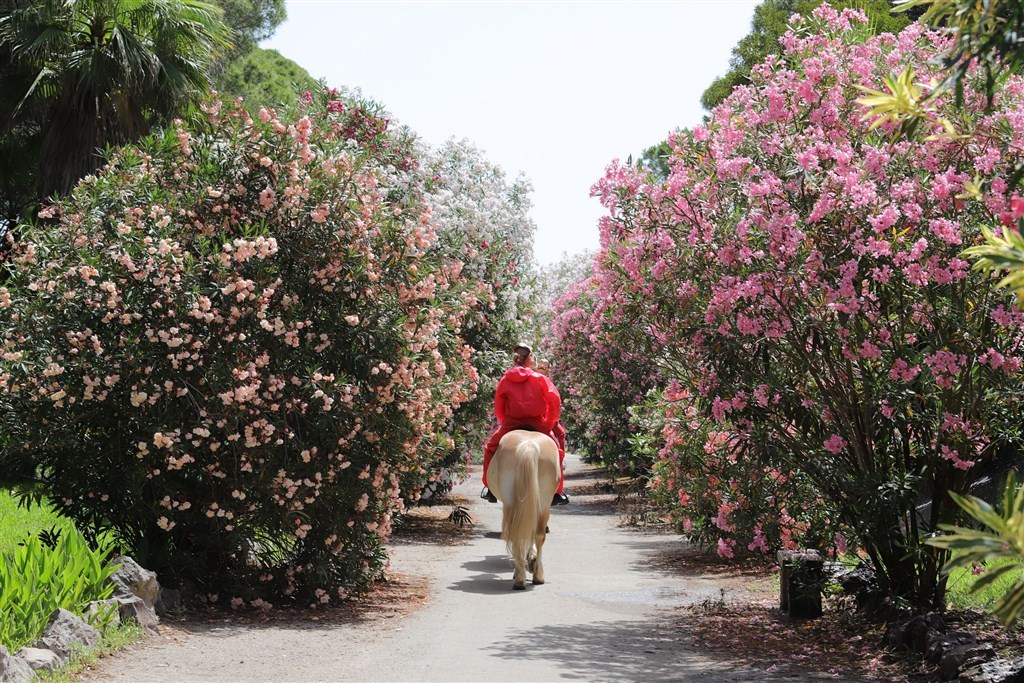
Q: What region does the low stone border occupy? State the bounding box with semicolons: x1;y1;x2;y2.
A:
884;611;1024;682
0;556;162;682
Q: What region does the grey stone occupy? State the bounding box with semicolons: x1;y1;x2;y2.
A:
778;549;824;618
13;647;61;672
33;608;99;659
959;657;1024;683
155;586;181;616
927;631;979;665
0;645;34;683
942;643;995;681
108;556;160;611
116;595;159;634
884;611;945;652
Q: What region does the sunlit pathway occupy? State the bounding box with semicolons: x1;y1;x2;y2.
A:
88;455;851;682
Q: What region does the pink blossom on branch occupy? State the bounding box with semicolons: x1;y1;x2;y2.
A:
576;5;1024;599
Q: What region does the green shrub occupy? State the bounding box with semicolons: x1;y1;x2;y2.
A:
0;88;481;604
0;528;119;651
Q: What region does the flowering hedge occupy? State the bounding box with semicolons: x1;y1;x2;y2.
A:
0;89;483;605
583;6;1024;605
643;387;831;558
548;268;662;473
424;139;537;476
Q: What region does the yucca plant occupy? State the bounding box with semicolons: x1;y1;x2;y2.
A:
964;225;1024;309
0;528;120;650
927;473;1024;626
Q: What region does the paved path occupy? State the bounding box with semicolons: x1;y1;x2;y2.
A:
88;455;843;682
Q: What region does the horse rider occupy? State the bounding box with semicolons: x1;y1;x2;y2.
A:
480;343;570;506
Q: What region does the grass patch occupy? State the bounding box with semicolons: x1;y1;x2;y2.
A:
36;623;144;683
946;556;1024;611
0;490;77;559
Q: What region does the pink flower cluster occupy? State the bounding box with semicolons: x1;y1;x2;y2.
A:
553;6;1024;567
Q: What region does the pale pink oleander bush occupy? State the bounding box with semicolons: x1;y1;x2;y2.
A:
0;88;482;604
569;5;1024;605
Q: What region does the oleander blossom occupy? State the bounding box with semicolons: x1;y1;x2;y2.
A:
0;87;486;603
420;139;538;491
565;5;1024;603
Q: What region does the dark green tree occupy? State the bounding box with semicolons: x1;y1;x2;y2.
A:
637;141;672;181
701;0;913;111
217;47;316;111
204;0;317;112
215;0;284;48
0;0;229;198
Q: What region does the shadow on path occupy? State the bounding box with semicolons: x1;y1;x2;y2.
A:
446;554;530;595
563;466;609;482
484;618;818;682
550;494;617;516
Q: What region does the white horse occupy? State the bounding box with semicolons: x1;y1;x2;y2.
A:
486;429;561;590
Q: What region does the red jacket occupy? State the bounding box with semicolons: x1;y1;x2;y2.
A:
494;366;561;433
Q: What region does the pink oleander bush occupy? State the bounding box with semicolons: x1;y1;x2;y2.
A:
586;6;1024;605
643;386;832;558
0;88;482;605
548;268;662;473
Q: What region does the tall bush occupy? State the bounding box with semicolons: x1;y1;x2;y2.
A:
548;269;661;472
423;139;537;473
589;6;1024;605
0;89;480;604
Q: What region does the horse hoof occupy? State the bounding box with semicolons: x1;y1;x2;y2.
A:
532;578;545;585
513;582;526;591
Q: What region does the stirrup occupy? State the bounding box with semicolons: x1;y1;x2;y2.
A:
552;492;569;506
481;487;497;503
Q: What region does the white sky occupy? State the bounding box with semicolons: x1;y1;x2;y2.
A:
264;0;760;265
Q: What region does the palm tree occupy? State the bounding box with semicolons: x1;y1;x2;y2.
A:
0;0;229;198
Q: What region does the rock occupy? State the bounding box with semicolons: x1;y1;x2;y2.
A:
927;631;979;665
942;643;996;681
778;549;825;618
116;595;159;634
834;563;877;595
13;647;61;672
85;598;122;627
959;657;1024;683
109;556;160;611
155;587;181;616
108;556;160;632
0;645;34;683
883;612;945;652
33;608;99;659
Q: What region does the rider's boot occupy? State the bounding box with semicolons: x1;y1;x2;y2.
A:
480;487;498;503
552;492;569;506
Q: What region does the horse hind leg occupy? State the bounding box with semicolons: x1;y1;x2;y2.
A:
531;517;549;585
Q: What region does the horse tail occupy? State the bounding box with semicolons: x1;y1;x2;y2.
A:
503;438;541;564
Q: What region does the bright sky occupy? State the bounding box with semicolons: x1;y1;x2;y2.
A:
264;0;760;265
